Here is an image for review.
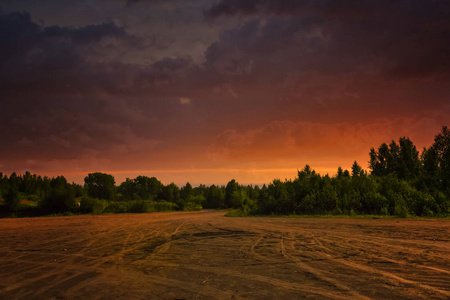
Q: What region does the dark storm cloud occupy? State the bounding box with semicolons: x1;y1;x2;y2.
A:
136;57;193;88
125;0;175;8
0;10;154;167
1;1;449;182
205;0;367;19
0;10;137;95
42;22;128;44
205;0;450;80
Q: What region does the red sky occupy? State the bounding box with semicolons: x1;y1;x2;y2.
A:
1;0;449;186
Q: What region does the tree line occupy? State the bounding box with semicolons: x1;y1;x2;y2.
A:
1;126;449;217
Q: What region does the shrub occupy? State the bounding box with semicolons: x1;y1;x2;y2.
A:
394;204;409;218
4;184;20;212
103;201;126;213
128;200;152;213
422;206;434;217
79;196;106;214
153;200;178;212
379;206;389;216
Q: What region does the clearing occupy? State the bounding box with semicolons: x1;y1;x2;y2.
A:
0;211;449;299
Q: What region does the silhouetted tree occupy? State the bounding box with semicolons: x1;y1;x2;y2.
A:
180;182;193;201
4;180;20;212
432;126;450;192
84;172;116;201
205;184;225;208
369;137;420;181
421;146;439;189
135;176;162;200
159;183;180;204
397;137;421;181
225;179;239;208
40;176;76;213
351;161;362;177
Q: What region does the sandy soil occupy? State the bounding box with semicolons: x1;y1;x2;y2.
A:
0;211;449;299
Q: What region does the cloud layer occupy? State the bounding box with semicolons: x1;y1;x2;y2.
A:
1;1;449;185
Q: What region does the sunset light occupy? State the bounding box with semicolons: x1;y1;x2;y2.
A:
0;0;448;186
1;2;450;298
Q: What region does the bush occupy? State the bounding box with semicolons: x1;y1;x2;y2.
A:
4;185;20;212
422;206;434;217
79;196;107;214
394;204;409;218
183;202;202;211
104;201;127;213
39;177;76;213
153;200;178;212
380;206;389;216
128;200;152;213
102;200;178;214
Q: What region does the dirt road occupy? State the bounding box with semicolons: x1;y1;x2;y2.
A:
0;211;449;299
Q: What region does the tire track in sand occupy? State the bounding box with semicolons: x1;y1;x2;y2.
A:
280;233;372;300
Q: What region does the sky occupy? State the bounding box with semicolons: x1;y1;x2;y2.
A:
1;0;449;186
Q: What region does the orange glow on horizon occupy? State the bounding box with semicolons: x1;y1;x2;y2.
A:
19;165;355;186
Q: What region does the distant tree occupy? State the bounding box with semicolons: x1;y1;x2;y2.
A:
369;143;389;176
40;176;76;213
230;190;246;209
72;183;85;198
20;171;36;196
431;126;450;192
159;183;180;204
268;179;292;214
84;172;116;201
205;185;225;208
397;137;421;180
118;178;138;200
180;182;193;201
4;180;20;212
369;137;420;181
336;166;343;179
135;176;162;200
351;161;362;178
225;179;239;208
302;164;313;176
0;172;9;198
421;146;439;189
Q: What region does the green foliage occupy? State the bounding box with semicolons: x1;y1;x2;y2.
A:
204;185;225;208
369;137;420;181
351;161;362;178
225;179;239;208
180;182;193;201
84;172;116;201
118;176;163;201
182;194;205;211
152;200;178;212
104;200;178;214
158;183;180;203
1;126;449;218
79;196;107;214
4;182;20;212
127;200;152;213
40;176;76;213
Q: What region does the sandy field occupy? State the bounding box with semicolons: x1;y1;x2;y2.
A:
0;211;449;299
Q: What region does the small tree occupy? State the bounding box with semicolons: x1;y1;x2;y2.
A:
5;182;20;212
40;176;76;213
225;179;239;208
84;172;116;201
180;182;193;201
351;161;362;178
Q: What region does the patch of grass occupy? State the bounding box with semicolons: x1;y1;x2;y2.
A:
225;210;450;219
225;209;250;217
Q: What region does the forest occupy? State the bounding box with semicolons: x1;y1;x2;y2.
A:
1;126;449;218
